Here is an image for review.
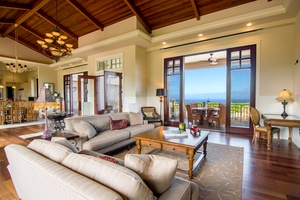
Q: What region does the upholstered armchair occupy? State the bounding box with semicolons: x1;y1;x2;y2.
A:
141;107;162;127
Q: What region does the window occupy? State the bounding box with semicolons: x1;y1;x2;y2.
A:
97;57;123;71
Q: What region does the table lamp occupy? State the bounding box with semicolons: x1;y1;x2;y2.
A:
156;88;167;119
275;89;293;118
36;88;56;139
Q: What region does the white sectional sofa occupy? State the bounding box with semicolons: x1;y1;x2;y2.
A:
5;139;199;200
64;112;155;153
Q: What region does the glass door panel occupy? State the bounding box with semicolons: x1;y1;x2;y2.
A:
226;45;256;134
78;76;97;115
164;57;184;126
104;71;122;113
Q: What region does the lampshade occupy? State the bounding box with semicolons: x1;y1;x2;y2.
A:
156;88;167;97
275;89;293;102
35;88;55;103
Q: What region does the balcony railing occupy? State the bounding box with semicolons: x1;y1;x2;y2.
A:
169;101;250;123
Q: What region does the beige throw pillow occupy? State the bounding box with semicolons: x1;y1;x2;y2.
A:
74;121;97;139
124;154;178;194
28;139;73;163
51;137;79;153
129;112;143;126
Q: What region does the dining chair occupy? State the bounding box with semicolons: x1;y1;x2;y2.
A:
211;104;226;126
185;104;201;125
249;107;280;144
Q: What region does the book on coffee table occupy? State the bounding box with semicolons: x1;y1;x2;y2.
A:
163;129;188;139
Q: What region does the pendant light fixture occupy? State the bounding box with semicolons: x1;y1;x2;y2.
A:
12;73;16;89
36;0;73;62
0;62;4;89
6;24;28;73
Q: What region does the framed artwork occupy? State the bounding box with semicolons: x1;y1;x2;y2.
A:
44;82;54;94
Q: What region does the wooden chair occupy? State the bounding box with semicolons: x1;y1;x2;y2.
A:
211;104;226;126
249;107;280;144
185;104;201;125
141;107;162;127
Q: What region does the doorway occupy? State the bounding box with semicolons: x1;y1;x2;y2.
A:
164;45;256;134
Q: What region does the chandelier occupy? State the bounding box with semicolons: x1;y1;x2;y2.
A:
6;25;28;73
36;0;73;62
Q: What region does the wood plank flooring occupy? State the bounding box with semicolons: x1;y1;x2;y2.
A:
0;124;300;200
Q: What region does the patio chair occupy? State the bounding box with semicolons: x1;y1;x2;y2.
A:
185;104;201;125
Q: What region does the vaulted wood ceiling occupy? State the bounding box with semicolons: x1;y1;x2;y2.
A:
0;0;256;60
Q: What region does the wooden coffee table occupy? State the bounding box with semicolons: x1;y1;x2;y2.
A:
133;126;210;179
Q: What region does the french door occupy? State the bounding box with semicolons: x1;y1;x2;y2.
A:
164;45;256;133
78;75;97;115
226;45;256;134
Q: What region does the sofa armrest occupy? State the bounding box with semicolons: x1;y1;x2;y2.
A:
158;177;199;200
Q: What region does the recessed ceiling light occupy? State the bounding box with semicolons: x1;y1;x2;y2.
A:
247;23;252;27
162;42;166;45
198;34;203;37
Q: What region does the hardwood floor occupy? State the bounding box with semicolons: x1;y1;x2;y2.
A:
0;124;300;200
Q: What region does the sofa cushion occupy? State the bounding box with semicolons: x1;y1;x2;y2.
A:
109;113;130;125
109;119;127;130
51;137;79;153
74;121;97;139
125;154;177;195
78;150;124;165
62;153;154;200
65;115;111;133
28;139;73;163
129;112;143;126
124;124;155;137
82;129;130;151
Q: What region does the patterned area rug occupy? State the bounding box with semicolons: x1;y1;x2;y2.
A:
0;120;44;129
112;143;244;200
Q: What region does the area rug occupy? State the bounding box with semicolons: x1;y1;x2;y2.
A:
0;120;44;129
112;143;244;200
19;132;43;139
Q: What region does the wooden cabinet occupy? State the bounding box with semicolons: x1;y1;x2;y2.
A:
0;100;38;125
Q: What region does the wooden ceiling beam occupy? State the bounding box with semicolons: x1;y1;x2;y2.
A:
190;0;200;20
0;2;32;10
36;10;78;41
67;0;104;31
1;0;51;37
0;19;15;24
123;0;152;34
6;34;52;60
20;25;44;40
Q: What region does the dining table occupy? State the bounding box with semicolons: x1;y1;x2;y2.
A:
261;114;300;149
192;107;220;124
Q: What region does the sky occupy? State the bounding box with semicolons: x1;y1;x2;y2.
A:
184;66;227;101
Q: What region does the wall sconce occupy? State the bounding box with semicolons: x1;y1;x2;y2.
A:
275;89;293;118
156;88;167;119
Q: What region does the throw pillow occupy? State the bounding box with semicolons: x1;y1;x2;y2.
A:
124;154;177;195
51;137;79;153
109;119;127;130
144;111;154;118
78;150;124;165
74;121;97;139
28;139;73;163
129;112;143;126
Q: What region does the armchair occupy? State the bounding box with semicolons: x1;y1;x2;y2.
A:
141;107;162;127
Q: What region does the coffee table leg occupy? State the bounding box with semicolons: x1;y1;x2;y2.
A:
203;140;208;157
136;139;142;154
187;149;195;179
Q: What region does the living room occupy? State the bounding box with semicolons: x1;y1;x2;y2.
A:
0;0;300;199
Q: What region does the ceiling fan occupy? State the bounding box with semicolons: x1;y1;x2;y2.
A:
208;53;218;65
